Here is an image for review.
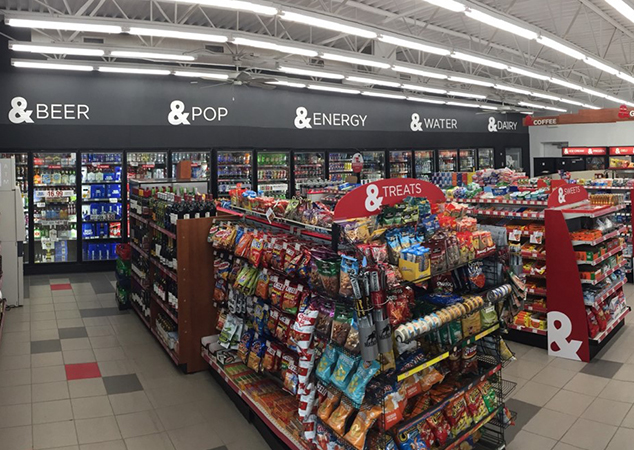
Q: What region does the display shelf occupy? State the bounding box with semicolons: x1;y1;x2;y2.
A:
398;324;500;381
562;203;626;220
587;279;627;309
149;257;178;282
82;198;121;203
33;183;76;188
467;208;545;219
202;349;309;450
130;297;151;329
129;242;149;259
521;251;546;260
443;407;502;450
576;244;626;266
592;307;631;343
151;327;179;365
579;259;627;285
82;181;121;185
525;304;548;313
151;292;178;324
522;270;546;279
149;221;177;240
82;237;121;242
130;272;148;290
527;287;547;296
461;198;548;206
129;212;149;224
571;226;627;246
82;219;122;224
584;186;633;190
507;323;547;335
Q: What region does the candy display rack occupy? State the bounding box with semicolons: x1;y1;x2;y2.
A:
206;179;517;450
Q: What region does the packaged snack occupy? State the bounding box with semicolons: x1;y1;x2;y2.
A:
462;312;482;337
262;342;279;372
387;295;411;327
290;302;319;357
344;319;361;354
331;352;360;391
247;339;266;372
315;302;335;337
234;232;254;258
318;387;343;421
444;395;471;435
237;329;255;363
328;399;355;434
269;278;286;308
594;306;608;331
417;421;436;449
419;367;445;392
299;383;317;420
478;381;498;412
275;314;292;343
317;258;340;297
381;391;404;430
248;235;264;267
281;354;299;395
465;386;489;423
267;308;279;336
586;308;600;338
281;284;303;315
343;219;371;244
426;410;451;446
316;345;340;382
480;305;498;329
461;344;478;374
406;392;432;419
340;255;359;298
344;404;382;450
345;360;381;405
331;305;352;347
254;270;270;299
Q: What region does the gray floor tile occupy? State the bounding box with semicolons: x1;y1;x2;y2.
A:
580;360;625;379
29;277;50;287
58;327;88;339
210;447;228;450
23;284;30;299
506;398;542;443
103;374;144;395
31;340;62;354
80;308;128;318
91;281;115;295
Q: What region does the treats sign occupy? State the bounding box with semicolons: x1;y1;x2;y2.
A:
334;179;446;221
547;184;588;208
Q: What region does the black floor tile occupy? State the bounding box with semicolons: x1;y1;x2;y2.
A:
92;281;115;294
80;307;128;318
28;277;50;287
31;339;62;354
68;274;89;283
505;398;541;444
209;447;228;450
103;374;144;395
580;360;624;379
58;327;88;339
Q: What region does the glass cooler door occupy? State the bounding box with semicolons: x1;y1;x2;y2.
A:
477;148;494;170
438;150;458;172
171;151;210;180
1;152;29;263
362;151;385;183
217;150;253;197
81;152;123;262
459;149;476;172
127;151;167;181
586;156;606;171
414;150;435;179
32;152;78;264
389;151;412;178
328;152;354;182
257;151;290;198
293;151;325;191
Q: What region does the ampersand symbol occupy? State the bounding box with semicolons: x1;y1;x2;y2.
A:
547;311;582;361
488;117;498;132
168;100;190;126
294;107;312;129
365;184;383;212
558;187;566;205
410;113;422;132
8;97;34;124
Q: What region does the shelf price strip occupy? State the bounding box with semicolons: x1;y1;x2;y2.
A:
576;244;626;266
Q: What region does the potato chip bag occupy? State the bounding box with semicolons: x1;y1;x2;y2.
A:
344;404;382;450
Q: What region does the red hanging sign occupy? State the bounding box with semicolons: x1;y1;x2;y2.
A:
334;179;445;221
351;153;364;173
610;147;634;155
548;184;588;208
562;147;606;156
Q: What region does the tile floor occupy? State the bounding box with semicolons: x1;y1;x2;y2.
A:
4;273;634;450
0;272;269;450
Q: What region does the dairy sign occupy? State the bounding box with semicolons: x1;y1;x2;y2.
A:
333;178;446;221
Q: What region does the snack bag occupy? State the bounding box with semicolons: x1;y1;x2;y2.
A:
330;352;360;391
281;354;299;395
426;410;452;446
290;302;319;357
586;308;600;338
261;342;279;372
281;284;302;315
478;381;498;412
327;399;355;434
344;319;361;354
340;255;359;298
406;392;432;419
331;304;352;346
462;312;482;337
248;235;264;267
247;339;266;372
237;329;255;364
254;270;270;299
461;344;478;374
316;345;340;383
315;302;335;337
444;395;472;435
318;387;343;421
465;386;489;423
344;404;382;450
345;360;381;405
480;305;498;329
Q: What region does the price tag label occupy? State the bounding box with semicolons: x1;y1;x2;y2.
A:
109;198;119;203
266;208;275;223
509;230;522;242
530;231;544;244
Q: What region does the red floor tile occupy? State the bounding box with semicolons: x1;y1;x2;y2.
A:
51;283;72;291
65;363;102;380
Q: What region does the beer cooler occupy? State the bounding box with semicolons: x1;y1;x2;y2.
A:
171;151;211;180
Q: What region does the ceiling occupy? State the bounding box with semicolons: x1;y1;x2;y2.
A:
2;0;634;113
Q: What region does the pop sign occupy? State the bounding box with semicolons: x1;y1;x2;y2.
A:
334;178;445;221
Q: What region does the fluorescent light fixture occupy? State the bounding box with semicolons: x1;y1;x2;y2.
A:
110;50;195;62
448;91;487;99
559;98;584;106
495;85;531;95
543;106;567;112
550;77;583;90
605;95;628;104
378;35;451;56
465;9;538;40
98;66;170;75
346;76;401;88
171;0;277;16
173;71;229;80
12;61;93;72
520;111;534;114
128;27;228;43
6;18;122;34
583;104;602;110
451;52;509;70
584;57;619;75
279;11;377;39
402;84;447;94
362;91;406;100
447;101;480;108
266;80;306;88
321;52;390;69
536;36;585;59
617;72;634;84
448;76;495;87
278;65;344;79
605;0;634;23
10;43;105;57
531;92;560;101
392;65;447;79
480;105;499;110
307;84;360;94
519;101;547;109
508;66;550;81
423;0;466;12
232;37;318;57
407;97;446;104
581;87;609;98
